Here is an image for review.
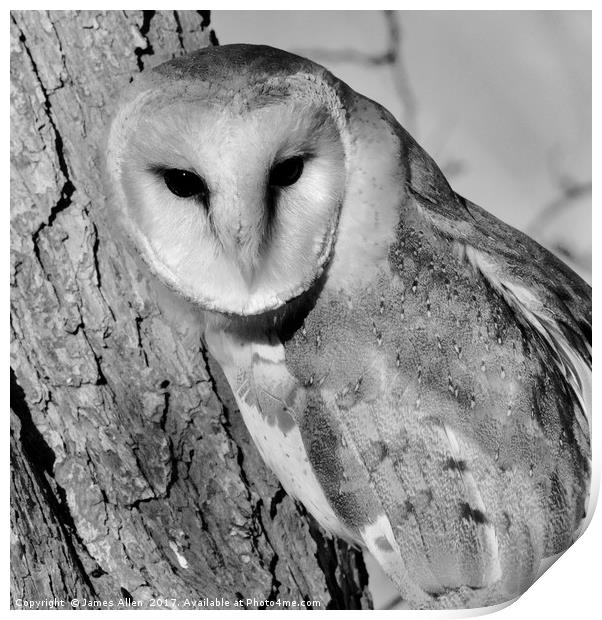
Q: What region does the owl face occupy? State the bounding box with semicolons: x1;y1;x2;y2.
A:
107;52;349;315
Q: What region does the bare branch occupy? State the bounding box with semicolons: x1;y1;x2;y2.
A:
527;180;591;235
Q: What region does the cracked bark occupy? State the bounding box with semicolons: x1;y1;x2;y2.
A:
10;10;371;610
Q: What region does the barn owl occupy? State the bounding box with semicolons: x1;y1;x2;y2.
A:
106;44;592;609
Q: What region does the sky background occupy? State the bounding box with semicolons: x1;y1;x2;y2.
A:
213;11;591;282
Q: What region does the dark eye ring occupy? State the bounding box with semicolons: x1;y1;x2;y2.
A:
269;156;304;188
163;168;209;202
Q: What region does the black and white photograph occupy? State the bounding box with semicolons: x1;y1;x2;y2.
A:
9;8;594;614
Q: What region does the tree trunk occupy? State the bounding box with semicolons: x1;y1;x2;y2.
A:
10;10;371;610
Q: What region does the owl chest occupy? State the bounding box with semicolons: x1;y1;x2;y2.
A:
232;374;352;539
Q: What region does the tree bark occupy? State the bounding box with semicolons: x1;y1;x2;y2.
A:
10;10;371;610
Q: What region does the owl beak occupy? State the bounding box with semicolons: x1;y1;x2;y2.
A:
218;230;262;289
237;258;257;288
211;193;267;288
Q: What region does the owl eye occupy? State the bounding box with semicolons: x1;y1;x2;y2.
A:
269;156;304;187
163;168;208;202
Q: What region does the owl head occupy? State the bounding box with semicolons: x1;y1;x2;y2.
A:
106;44;367;316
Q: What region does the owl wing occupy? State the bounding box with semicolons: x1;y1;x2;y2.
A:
360;128;592;604
402;127;592;442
